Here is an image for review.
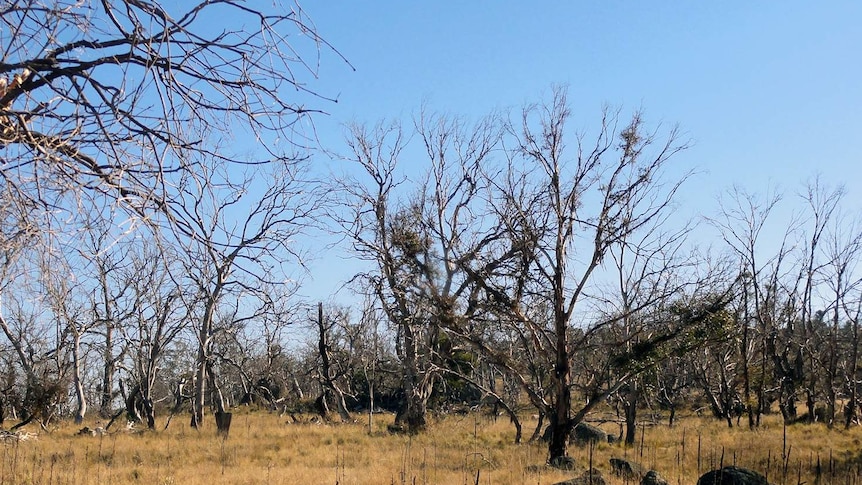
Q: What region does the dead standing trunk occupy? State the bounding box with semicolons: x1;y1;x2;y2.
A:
393;321;432;433
71;329;87;424
191;323;209;428
192;274;225;429
548;290;573;461
624;380;639;445
316;303;352;422
847;309;860;428
100;319;116;417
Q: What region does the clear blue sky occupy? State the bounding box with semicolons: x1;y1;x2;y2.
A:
295;2;862;302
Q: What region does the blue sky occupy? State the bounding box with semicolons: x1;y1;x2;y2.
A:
294;2;862;302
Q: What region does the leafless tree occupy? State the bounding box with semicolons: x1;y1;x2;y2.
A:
339;112;502;433
795;178;844;424
708;186;800;424
112;241;187;429
312;302;353;422
1;0;342;425
39;247;91;424
464;87;697;462
1;0;342;225
172;161;322;428
817;192;862;427
600;207;695;443
0;243;72;430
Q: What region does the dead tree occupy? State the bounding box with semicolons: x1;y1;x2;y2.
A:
314;303;352;422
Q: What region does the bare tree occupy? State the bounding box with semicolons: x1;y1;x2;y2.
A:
339;111;502;433
819;197;862;428
708;186;800;424
1;0;342;426
114;242;187;429
796;179;844;424
0;247;71;430
173;161;322;428
601;208;695;443
1;0;341;224
485;88;691;462
313;303;353;422
39;249;91;424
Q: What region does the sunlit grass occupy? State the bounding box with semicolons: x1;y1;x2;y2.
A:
2;409;862;484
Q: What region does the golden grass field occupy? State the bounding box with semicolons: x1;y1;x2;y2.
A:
2;409;862;485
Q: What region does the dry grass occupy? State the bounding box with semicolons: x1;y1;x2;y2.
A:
2;409;862;485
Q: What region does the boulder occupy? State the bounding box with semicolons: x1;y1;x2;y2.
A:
641;470;668;485
553;468;606;485
550;456;577;471
697;467;769;485
610;457;647;480
541;422;612;445
572;423;608;445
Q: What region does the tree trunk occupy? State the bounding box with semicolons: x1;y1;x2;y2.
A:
548;261;572;463
394;383;430;433
124;383;143;423
207;359;226;415
624;380;639;445
366;361;375;434
529;412;545;442
100;321;115;418
547;413;572;464
846;315;859;429
192;312;212;428
825;294;841;428
740;296;755;429
392;319;431;434
548;346;572;461
71;331;87;424
316;303;351;422
191;346;207;428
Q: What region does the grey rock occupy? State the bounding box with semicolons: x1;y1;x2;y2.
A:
610;457;647;480
550;456;577;470
642;470;668;485
697;467;769;485
572;423;608;445
553;469;606;485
